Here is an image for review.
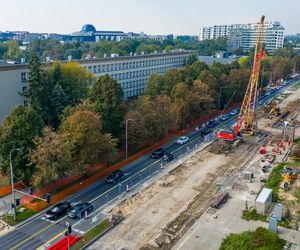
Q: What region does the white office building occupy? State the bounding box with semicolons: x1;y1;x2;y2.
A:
0;51;190;122
199;21;284;55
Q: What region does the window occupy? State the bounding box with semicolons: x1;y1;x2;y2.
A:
23;100;28;106
22;86;27;94
21;72;27;83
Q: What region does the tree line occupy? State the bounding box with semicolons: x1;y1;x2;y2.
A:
0;37;227;63
0;49;299;188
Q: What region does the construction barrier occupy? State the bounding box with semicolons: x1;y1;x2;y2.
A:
0;183;23;197
47;234;80;250
24;136;171;211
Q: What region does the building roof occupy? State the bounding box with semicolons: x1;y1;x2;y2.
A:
256;188;272;203
0;51;190;71
81;24;96;33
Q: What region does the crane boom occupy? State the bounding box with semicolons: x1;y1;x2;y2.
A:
216;16;266;141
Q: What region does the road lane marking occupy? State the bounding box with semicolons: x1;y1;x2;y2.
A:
20;80;298;250
10;215;67;250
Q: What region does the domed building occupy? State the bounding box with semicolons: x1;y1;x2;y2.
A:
71;24;127;42
81;24;96;33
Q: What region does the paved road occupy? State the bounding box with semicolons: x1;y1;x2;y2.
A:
0;78;298;250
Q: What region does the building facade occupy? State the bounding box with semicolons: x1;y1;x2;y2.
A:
0;51;189;122
199;21;284;55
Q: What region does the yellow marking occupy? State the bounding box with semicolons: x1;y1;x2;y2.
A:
10;216;66;250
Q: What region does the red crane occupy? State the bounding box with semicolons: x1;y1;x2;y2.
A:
216;15;266;141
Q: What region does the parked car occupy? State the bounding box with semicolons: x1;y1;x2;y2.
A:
229;109;239;116
45;202;71;220
106;169;124;184
151;148;166;159
201;130;213;137
207;120;216;128
219;114;230;121
162;152;174;162
176;136;189;145
67;202;94;219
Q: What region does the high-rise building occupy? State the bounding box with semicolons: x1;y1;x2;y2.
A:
199;21;284;55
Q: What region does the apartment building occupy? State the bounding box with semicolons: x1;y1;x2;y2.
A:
199;21;284;55
0;51;189;122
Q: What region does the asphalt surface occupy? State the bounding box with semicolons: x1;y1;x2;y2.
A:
0;78;298;250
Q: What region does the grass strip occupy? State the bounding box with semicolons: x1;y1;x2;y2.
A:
0;206;37;226
70;218;112;250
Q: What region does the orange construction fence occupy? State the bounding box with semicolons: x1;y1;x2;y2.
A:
24;136;171;211
0;183;23;197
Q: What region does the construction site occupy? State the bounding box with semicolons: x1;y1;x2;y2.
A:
87;16;300;250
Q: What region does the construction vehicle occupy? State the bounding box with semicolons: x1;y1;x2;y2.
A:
267;100;281;116
216;16;266;141
282;167;299;190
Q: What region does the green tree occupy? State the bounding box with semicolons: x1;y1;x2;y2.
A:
60;110;117;167
89;75;125;137
0;106;44;180
60;62;92;105
186;53;198;65
4;40;22;61
29;127;73;187
24;53;50;121
135;97;166;145
220;227;286;250
144;74;168;99
274;47;295;58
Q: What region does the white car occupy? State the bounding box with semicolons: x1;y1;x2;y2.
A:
176;136;189;145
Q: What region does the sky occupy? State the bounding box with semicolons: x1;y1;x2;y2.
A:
0;0;299;35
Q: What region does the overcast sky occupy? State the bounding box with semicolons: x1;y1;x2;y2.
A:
0;0;298;35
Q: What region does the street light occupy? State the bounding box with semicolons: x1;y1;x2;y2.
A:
125;119;135;158
9;147;21;221
218;86;226;109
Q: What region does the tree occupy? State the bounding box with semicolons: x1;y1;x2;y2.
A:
4;40;22;61
124;110;146;150
185;53;198;65
60;62;92;105
135;97;166;145
0;105;44;180
24;53;50;121
220;227;286;250
29;127;73;187
60;110;117;167
89;75;125;137
274;47;295;58
144;74;168;99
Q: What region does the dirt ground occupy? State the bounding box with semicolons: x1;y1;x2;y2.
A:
88;85;300;250
89;142;258;250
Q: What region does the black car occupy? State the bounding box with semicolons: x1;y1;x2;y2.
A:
67;202;94;219
106;169;124;184
45;202;71;220
207;120;216;128
151;148;166;159
162;152;174;162
201;130;213;137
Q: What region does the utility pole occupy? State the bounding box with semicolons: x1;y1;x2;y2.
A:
9;148;21;221
125;119;135;158
218;86;225;109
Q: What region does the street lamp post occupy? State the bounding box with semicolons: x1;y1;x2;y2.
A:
218;86;226;109
125;119;135;158
9;148;20;221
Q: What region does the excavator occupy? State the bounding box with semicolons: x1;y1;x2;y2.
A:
268;100;281;116
216;15;266;142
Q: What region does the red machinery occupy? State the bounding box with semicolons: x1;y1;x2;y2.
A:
216;16;266;141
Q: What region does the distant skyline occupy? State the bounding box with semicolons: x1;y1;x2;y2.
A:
1;0;299;35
